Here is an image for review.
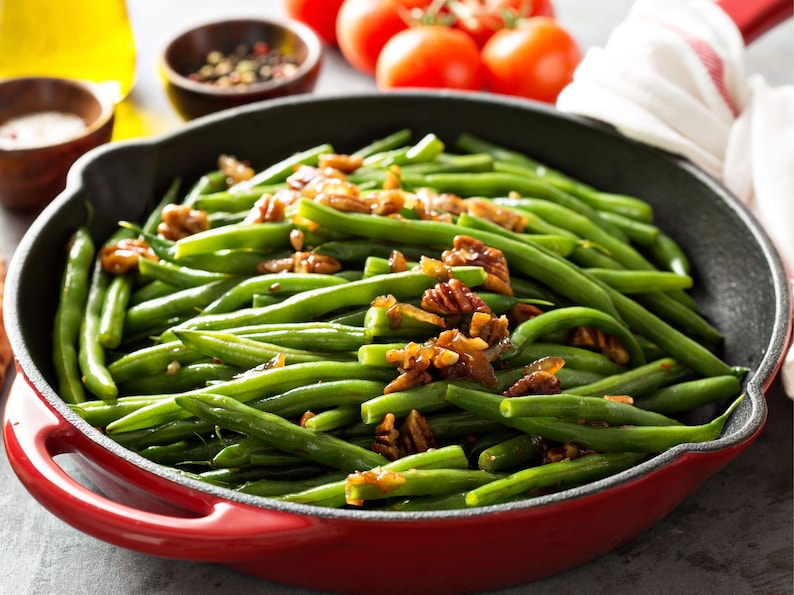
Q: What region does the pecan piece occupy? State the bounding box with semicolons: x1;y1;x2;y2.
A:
442;235;512;296
363;189;407;216
503;356;566;397
372;413;402;460
421;278;491;315
218;154;254;185
467;199;527;233
157;204;210;240
569;326;631;366
400;409;437;455
243;194;287;224
99;237;158;274
318;152;364;173
255;251;342;275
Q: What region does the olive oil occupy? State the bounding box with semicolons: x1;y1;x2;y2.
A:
0;0;136;102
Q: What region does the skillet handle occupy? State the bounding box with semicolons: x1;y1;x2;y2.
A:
2;374;329;561
716;0;793;45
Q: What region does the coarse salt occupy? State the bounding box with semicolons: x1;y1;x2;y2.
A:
0;111;87;150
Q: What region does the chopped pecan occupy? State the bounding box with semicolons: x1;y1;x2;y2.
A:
399;409;437;454
442;235;512;296
243;194;287;224
418;256;452;281
421;278;491;315
389;250;407;273
372;413;403;460
436;329;499;386
604;394;634;404
467;199;527;233
508;302;545;326
318;152;364;173
157;204;210;241
288;165;359;202
99;237;158;274
544;441;592;464
314;193;371;213
218;154;254;185
466;312;512;361
256;251;342;275
415;188;466;220
299;411;315;427
569;326;631;366
290;228;305;251
502;356;566;397
363;189;407;216
382;165;402;190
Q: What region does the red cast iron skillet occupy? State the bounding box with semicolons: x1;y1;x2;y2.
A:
3;92;791;594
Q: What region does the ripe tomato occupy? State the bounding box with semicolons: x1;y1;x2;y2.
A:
454;0;556;47
481;17;580;103
336;0;429;75
284;0;345;46
376;25;483;91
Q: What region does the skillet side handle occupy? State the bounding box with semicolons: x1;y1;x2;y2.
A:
2;375;329;561
716;0;793;45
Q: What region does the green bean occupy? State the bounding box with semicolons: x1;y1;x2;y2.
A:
595;210;660;246
239;472;350;498
635;375;742;414
455;133;654;222
496;198;653;272
212;438;303;468
422;172;626;239
507;342;626;375
566;357;691;398
123;279;238;338
172;221;293;259
603;287;732;378
647;231;691;276
360;368;526;425
466;452;648;507
98;274;134;349
53;227;95;404
228;322;367;351
297;198;622;320
478;433;541;472
108;340;202;384
190;184;285;212
78;257;118;401
508;306;646;368
280;444;470;507
303;405;361;432
175;393;386;472
585;268;693;294
137;257;238;288
169;267;486;334
118;362;240;395
363;306;442;342
201;272;348;315
456;212;578;257
555;368;606;389
352;128;413;158
70;395;162;427
130;279;179;305
230;142;334;193
446;384;743;452
313;239;434;264
138;438;228;467
637;292;723;345
500;394;683;426
106;361;394;433
175;249;286;275
173;329;355;367
183;171;227;206
252;379;387;418
346;468;504;505
363;132;444;167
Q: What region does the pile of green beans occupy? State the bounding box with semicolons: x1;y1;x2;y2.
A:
54;129;745;511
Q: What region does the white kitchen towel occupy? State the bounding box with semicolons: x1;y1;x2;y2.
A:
556;0;794;396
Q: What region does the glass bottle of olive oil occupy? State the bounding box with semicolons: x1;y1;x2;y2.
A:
0;0;136;102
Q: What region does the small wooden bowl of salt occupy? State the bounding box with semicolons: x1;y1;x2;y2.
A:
0;77;115;211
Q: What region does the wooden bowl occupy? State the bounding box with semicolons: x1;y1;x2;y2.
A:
160;17;323;120
0;77;115;211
